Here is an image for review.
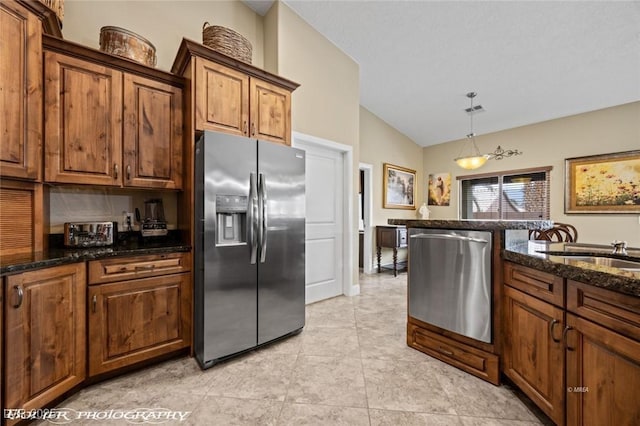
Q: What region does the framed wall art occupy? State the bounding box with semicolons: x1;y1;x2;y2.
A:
428;172;451;206
565;150;640;213
383;163;416;209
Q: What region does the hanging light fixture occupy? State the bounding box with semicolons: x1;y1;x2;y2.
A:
454;92;489;170
453;92;522;170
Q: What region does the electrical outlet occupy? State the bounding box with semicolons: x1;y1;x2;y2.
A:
124;212;134;230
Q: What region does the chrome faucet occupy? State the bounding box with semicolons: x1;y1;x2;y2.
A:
611;240;628;255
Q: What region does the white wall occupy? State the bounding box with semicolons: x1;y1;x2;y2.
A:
423;101;640;246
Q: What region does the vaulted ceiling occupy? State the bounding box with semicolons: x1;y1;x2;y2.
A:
245;1;640;147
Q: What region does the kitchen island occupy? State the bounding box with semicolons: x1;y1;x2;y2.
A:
389;219;552;385
392;219;640;425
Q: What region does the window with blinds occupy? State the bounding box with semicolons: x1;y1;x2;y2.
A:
459;167;551;220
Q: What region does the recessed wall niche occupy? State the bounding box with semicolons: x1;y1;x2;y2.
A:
47;186;178;234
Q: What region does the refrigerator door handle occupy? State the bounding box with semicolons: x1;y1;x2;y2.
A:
258;173;268;263
249;173;259;264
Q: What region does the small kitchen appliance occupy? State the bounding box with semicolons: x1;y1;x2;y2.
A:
64;222;114;247
140;198;168;237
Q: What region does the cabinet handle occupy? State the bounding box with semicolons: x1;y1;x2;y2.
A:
135;264;156;271
126;165;131;180
563;326;575;351
12;285;23;308
549;319;561;343
92;295;97;313
438;347;454;356
114;164;119;179
251;122;256;136
243;121;248;135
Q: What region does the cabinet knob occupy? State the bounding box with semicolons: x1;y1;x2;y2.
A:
92;294;97;313
243;121;248;135
12;285;23;308
126;165;131;180
251;122;256;136
114;164;119;179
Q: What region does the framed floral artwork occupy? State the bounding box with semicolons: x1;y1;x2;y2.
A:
565;150;640;213
383;163;416;209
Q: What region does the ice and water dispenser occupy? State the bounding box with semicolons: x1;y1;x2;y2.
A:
215;195;247;246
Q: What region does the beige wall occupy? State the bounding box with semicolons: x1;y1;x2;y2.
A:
63;0;265;71
270;2;361;286
423;101;640;246
360;106;424;266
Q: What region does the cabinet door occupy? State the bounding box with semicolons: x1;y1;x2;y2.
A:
566;313;640;426
250;77;291;145
44;51;123;185
88;273;191;376
0;0;41;180
4;263;86;414
195;57;249;136
503;286;565;425
123;74;183;189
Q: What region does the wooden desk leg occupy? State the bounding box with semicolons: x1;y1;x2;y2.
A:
393;248;398;277
377;246;382;273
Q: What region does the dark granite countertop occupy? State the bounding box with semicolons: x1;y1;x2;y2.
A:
504;241;640;297
1;232;191;276
388;219;553;231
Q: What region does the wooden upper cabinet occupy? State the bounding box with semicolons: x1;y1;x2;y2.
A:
4;263;86;417
173;39;299;146
44;51;123;186
195;57;249;137
123;74;183;189
0;0;42;180
250;78;291;145
42;36;185;189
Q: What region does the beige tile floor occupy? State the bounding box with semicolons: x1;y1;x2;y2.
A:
37;272;548;425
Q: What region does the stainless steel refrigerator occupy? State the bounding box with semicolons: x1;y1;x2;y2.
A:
194;131;305;369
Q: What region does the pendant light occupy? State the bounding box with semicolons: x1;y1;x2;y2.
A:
454;92;489;170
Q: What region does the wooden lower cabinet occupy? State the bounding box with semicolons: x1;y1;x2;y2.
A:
565;313;640;426
3;263;86;422
503;285;565;425
88;272;191;376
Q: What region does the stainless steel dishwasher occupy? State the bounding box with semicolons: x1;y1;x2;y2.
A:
408;228;492;343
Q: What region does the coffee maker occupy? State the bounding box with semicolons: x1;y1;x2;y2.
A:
140;198;168;237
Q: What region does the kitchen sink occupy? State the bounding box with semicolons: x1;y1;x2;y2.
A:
535;249;640;272
559;256;640;272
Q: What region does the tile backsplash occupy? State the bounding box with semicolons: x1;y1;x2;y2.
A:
48;187;178;234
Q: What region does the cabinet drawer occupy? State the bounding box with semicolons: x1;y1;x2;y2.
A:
408;323;499;385
567;280;640;342
88;252;191;284
504;261;564;307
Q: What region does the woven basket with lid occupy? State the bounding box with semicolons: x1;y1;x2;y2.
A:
202;22;252;64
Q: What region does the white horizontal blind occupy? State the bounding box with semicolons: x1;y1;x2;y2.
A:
459;168;551;220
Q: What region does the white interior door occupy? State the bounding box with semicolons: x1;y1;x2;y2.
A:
299;142;344;304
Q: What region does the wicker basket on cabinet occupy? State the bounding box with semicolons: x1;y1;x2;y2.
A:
202;22;252;64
